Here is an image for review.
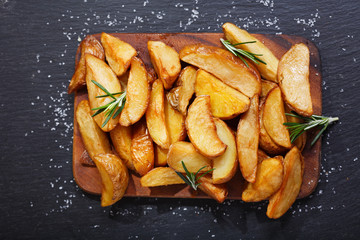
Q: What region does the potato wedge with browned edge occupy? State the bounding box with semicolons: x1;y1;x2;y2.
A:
278;43;313;116
258;149;270;162
92;153;129;207
263;87;291;149
186;96;227;158
212;119;237;184
237;95;259;183
85;54;121;132
165;96;186;144
146;79;171;149
68;35;105;93
261;79;278;98
195;70;250;119
198;175;228;203
110;124;134;171
120;57;150;126
223;22;279;82
166;66;197;115
148;41;181;89
242;156;284;202
267;147;304;219
155;145;168;166
167;141;212;173
180;44;261;97
101;32;137;77
140;167;185;187
285;104;307;151
131;119;154;176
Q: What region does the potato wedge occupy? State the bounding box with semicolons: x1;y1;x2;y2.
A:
164;96;186;144
198;175;228;203
167;141;212;173
166;66;197;115
140;167;184;187
263;87;291;149
146;79;171;149
186;96;227;158
92;153;129;207
258;149;270;162
223;22;279;82
237;95;259;183
242;156;284;202
68;35;105;93
195;70;250;119
278;43;313;116
212;119;237;184
110;124;134;171
179;44;261;97
119;57;150;126
267;147;304;219
155;145;168;166
261;79;278;98
131;119;154;176
85;54;121;132
101;33;137;76
285;104;307;152
148;41;181;89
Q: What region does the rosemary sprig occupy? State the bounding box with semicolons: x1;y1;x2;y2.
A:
283;111;339;146
220;38;267;68
90;80;126;128
175;161;215;191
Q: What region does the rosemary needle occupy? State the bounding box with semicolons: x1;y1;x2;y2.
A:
175;161;215;190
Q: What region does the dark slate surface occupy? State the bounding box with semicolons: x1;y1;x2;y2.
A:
0;0;359;239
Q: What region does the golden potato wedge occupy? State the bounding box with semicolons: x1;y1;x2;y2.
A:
76;100;112;160
198;175;228;203
263;87;291;149
258;149;270;162
155;145;168;166
68;35;105;94
120;57;151;126
148;41;181;89
131;119;154;176
179;44;261;97
146;79;171;149
278;43;313;116
242;156;284;202
267;147;304;219
164;96;186;144
101;32;137;77
118;70;129;89
186;96;227;158
140;167;185;187
212;119;237;184
110;124;134;171
85;54;121;132
195;70;250;119
167;141;212;173
223;22;279;82
166;66;197;115
237;95;260;183
261;79;278;98
92;153;129;207
285;104;307;152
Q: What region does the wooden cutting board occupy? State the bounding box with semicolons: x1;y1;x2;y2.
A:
72;32;322;200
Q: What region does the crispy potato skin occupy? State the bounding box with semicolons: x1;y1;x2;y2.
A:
140;167;184;187
278;43;313;116
260;79;278;99
68;35;105;94
110;124;135;171
93;153;129;207
257;149;270;162
186;96;227;158
198;175;228;203
164;96;186;144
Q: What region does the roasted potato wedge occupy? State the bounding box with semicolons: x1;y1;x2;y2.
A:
212;119;237;184
198;175;228;203
261;79;278;98
131;119;154;176
242;156;284;202
263;87;291;149
186;96;227;158
101;32;137;77
285;104;307;151
110;124;134;171
179;44;261;97
267;147;304;219
237;95;260;183
146;79;171;149
166;66;197;115
92;153;129;207
164;96;186;144
120;57;151;126
258;149;270;162
223;22;279;82
278;43;313;116
68;35;105;93
155;145;168;166
140;167;184;187
195;70;250;119
167;141;212;173
148;41;181;89
85;54;121;132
